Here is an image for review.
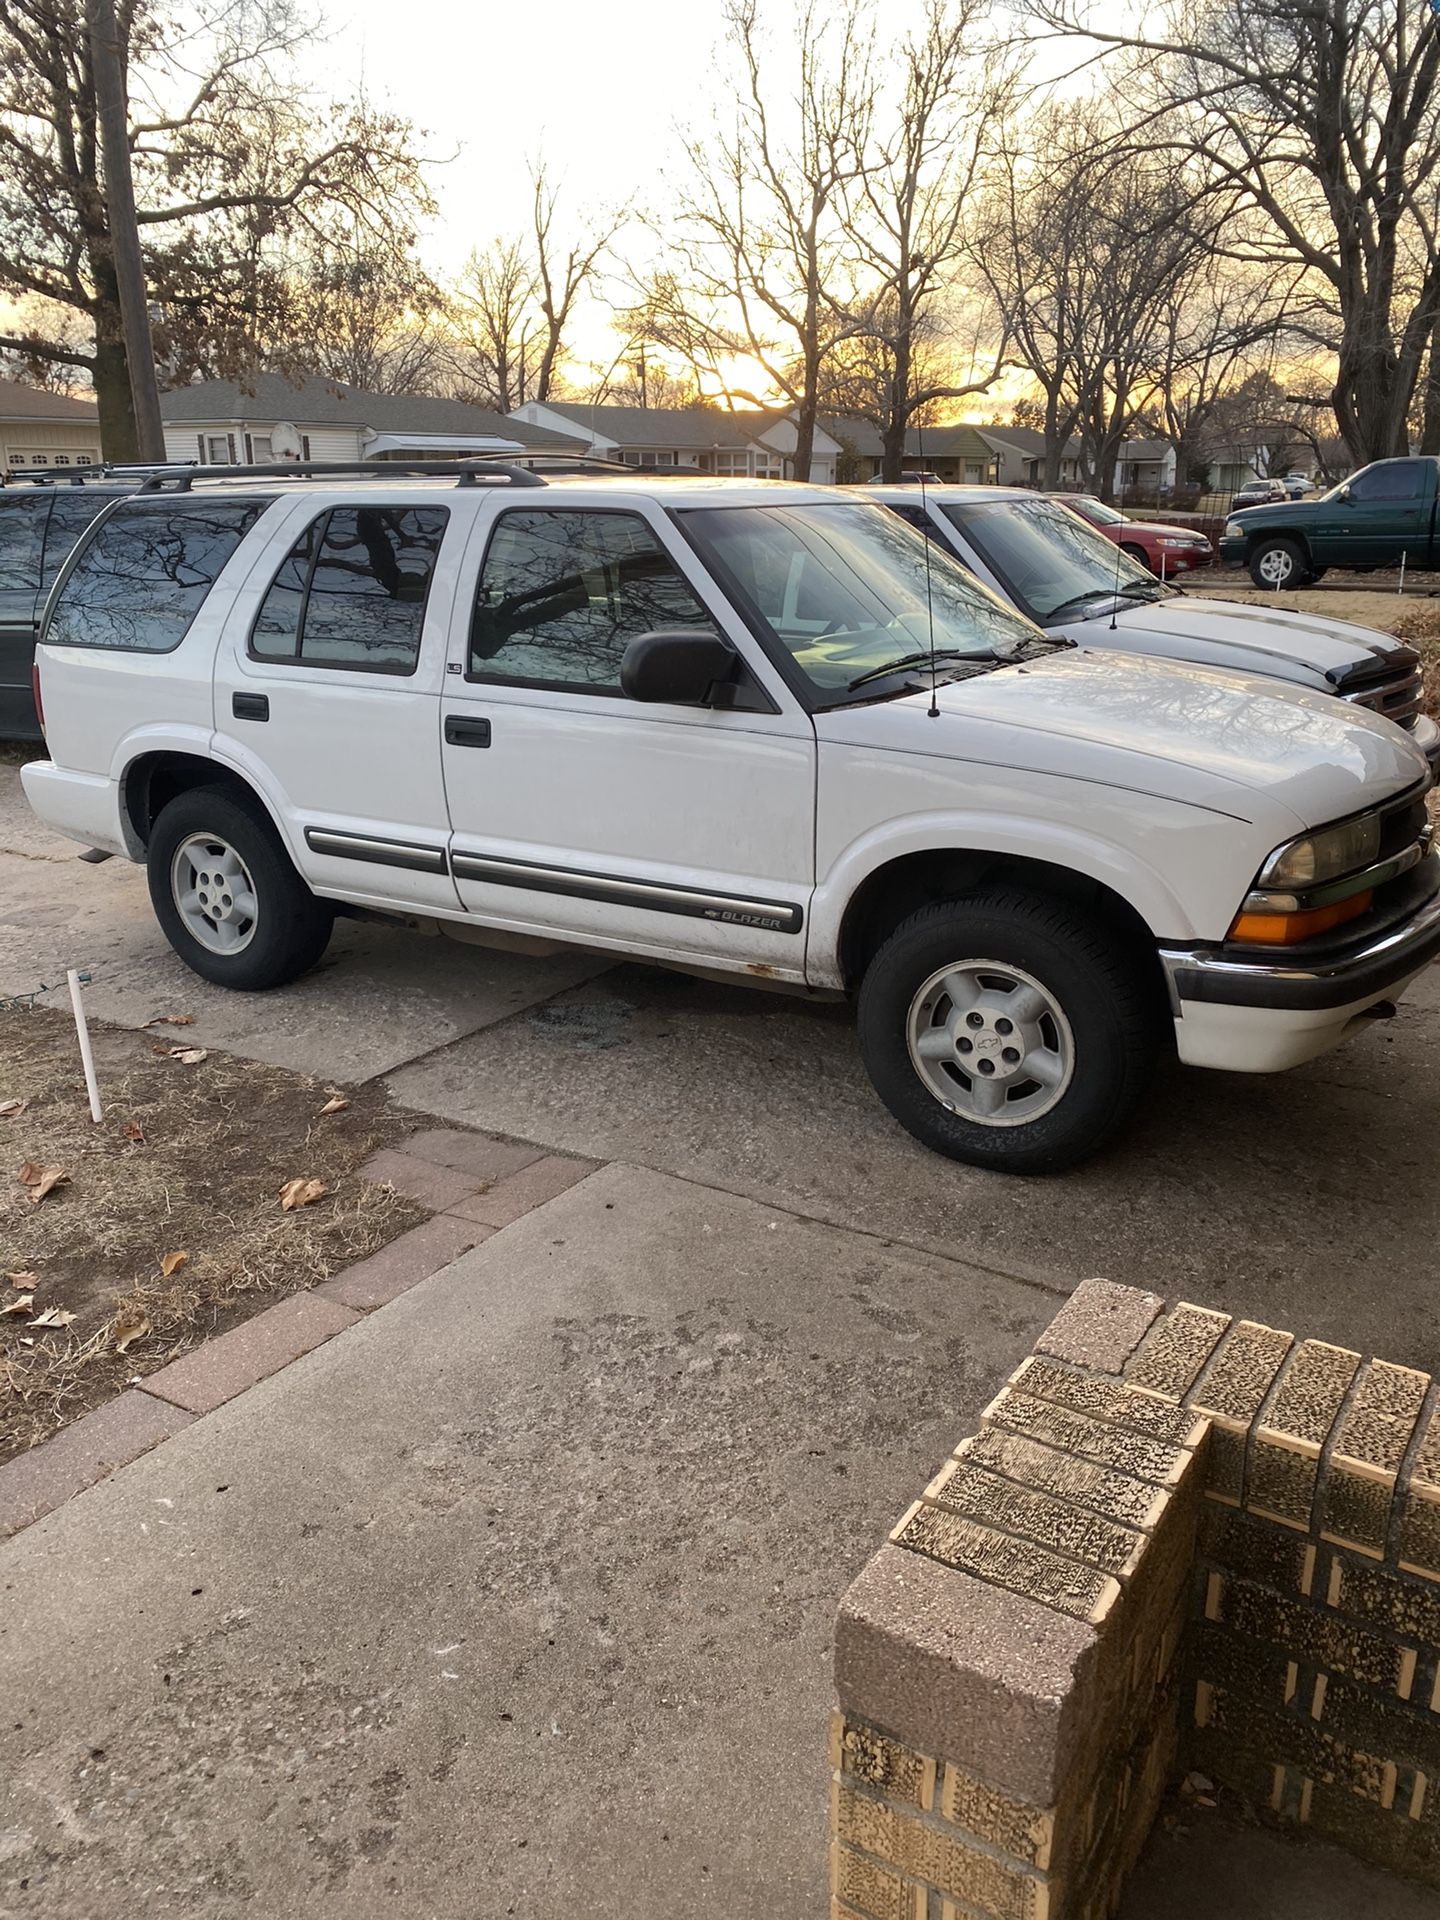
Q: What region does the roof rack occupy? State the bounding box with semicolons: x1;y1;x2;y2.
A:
135;458;548;492
5;464;118;486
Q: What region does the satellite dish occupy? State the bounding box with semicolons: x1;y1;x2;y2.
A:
271;420;303;461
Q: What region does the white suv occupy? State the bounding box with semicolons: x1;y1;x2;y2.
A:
22;463;1440;1174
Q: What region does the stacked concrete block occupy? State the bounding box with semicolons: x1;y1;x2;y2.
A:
831;1282;1440;1918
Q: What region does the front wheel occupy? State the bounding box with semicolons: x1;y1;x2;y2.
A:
1248;537;1309;589
1120;541;1154;573
147;784;334;990
856;891;1158;1174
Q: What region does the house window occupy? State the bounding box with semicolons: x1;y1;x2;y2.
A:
713;451;749;476
203;434;237;465
246;434;274;463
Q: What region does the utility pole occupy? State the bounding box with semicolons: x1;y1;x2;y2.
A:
86;0;166;462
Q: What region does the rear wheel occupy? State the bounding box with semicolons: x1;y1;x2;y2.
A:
1248;537;1309;589
856;890;1157;1174
147;785;334;990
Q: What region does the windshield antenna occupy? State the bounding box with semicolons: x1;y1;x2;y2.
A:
916;426;939;717
1109;486;1124;630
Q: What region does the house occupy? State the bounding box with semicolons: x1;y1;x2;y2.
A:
0;377;101;472
508;400;842;484
974;425;1084;490
822;419;1001;484
1201;428;1319;495
158;373;584;466
1114;439;1178;496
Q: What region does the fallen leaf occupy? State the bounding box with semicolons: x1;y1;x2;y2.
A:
0;1098;27;1117
123;1119;146;1143
5;1271;37;1288
30;1306;75;1330
112;1310;150;1353
142;1014;195;1028
279;1176;329;1211
1;1293;33;1316
168;1047;208;1065
17;1161;69;1205
159;1249;188;1278
317;1095;350;1117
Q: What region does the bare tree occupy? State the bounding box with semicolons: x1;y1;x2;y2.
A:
447;167;622;410
640;0;875;480
833;0;1011;480
271;227;449;395
0;0;433;455
1022;0;1440;465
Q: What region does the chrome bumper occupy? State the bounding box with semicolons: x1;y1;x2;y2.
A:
1159;878;1440;1014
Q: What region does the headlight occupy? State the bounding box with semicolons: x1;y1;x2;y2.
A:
1158;537;1189;548
1223;520;1241;538
1259;816;1382;890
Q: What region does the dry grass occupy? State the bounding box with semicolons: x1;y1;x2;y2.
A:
0;1007;424;1458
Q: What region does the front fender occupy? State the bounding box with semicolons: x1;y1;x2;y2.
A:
806;798;1270;988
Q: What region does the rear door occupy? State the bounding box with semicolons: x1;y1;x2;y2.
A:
438;499;815;974
0;491;51;736
212;494;463;912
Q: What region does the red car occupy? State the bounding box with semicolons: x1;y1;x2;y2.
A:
1058;493;1214;577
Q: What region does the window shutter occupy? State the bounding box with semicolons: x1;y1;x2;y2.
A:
197;435;206;464
227;433;237;463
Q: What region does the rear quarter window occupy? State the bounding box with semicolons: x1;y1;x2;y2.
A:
46;498;269;652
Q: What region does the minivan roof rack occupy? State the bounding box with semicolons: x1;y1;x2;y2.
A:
136;459;548;492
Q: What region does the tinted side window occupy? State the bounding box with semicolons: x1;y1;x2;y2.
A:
1348;460;1431;502
0;494;50;593
41;491;120;590
251;506;447;674
46;500;266;652
469;509;715;689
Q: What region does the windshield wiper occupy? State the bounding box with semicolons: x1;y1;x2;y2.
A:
1046;588;1127;621
846;648;978;691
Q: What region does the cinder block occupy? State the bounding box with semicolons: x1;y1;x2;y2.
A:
1248;1339;1362;1529
939;1762;1055;1868
1034;1279;1165;1376
1125;1302;1231;1400
835;1785;1051;1920
891;1499;1120;1625
982;1388;1195;1488
1398;1486;1440;1585
1203;1683;1392;1803
1311;1675;1440;1781
1322;1361;1431;1558
1325;1556;1440;1645
835;1543;1099;1808
954;1429;1169;1534
830;1839;921;1920
831;1714;935;1811
1006;1355;1208;1448
1304;1781;1440;1890
1202;1417;1247;1506
1212;1572;1418;1698
922;1460;1146;1579
1188;1621;1297;1704
1197;1502;1317;1596
1190;1319;1294;1429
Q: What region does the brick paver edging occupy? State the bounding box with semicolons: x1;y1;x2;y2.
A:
0;1130;596;1539
832;1280;1440;1920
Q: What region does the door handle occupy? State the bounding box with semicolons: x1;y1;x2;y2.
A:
445;715;491;748
232;692;269;721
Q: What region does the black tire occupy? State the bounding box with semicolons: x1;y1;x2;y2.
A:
147;784;334;990
1307;567;1328;582
855;890;1158;1175
1120;540;1154;574
1247;537;1310;590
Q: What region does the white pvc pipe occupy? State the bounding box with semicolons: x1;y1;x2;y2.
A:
67;968;102;1124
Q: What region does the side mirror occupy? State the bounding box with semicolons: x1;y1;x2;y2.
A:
620;628;747;707
1338;482;1351;500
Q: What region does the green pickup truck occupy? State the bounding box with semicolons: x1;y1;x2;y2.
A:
1218;456;1440;588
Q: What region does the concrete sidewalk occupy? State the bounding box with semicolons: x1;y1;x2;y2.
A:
0;1164;1051;1917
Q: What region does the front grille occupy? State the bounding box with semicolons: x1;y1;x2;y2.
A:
1342;663;1423;731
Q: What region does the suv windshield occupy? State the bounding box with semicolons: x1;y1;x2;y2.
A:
678;500;1049;702
941;497;1167;624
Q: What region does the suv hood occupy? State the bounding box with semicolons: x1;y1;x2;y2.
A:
818;647;1428;829
1090;594;1409;683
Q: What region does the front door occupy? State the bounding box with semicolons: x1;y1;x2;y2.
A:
439;502;815;975
213;497;462;912
1329;459;1434;569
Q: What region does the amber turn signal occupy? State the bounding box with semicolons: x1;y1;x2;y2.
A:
1228;890;1373;947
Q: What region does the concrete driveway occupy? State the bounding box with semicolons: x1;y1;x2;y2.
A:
3;760;1438;1918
